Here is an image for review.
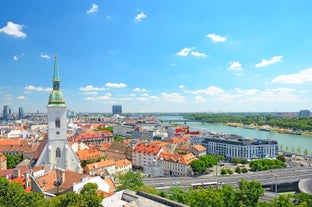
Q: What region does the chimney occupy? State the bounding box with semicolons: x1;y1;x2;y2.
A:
24;171;30;189
12;168;20;179
61;170;65;184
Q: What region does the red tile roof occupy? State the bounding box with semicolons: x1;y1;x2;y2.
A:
159;152;197;165
77;149;102;161
133;143;163;156
69;130;113;140
192;144;206;152
34;169;84;193
85;159;115;170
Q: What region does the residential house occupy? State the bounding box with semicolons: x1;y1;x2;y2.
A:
115;159;132;175
132;142;164;170
84;159;116;176
159;152;198;176
77;149;103;161
191;144;207;157
69;130;113;146
0;138;36;160
31;166;85;197
0;166;31;192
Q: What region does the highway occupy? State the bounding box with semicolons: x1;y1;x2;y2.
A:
144;166;312;189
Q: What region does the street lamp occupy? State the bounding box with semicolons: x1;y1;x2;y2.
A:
275;173;278;196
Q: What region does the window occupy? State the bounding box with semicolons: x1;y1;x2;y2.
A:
55;117;60;128
56;148;61;158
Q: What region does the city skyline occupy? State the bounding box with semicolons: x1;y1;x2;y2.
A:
1;1;312;113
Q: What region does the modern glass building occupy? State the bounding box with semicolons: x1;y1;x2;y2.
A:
112;105;122;115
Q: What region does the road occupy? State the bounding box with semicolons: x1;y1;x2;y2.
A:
144;166;312;189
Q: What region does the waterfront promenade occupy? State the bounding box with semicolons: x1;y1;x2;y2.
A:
160;116;312;154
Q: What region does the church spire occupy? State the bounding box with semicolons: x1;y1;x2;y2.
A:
48;55;66;106
53;55;60;83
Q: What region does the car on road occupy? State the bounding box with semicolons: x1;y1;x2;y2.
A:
156;183;165;187
173;182;181;186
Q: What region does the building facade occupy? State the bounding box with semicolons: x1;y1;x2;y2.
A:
112;105;122;115
299;109;311;118
200;133;278;161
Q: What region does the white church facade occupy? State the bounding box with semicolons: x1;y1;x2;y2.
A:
35;56;82;173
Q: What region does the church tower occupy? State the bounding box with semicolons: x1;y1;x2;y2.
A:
36;56;81;173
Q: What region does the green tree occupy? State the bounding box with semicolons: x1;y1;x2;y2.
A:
5;154;23;169
268;194;294;207
104;126;113;132
199;155;217;168
235;167;241;174
304;149;309;156
297;147;302;155
236;179;264;207
276;154;286;163
80;183;103;207
117;171;144;191
232;157;240;165
187;188;224;207
241;158;248;165
191;159;206;174
167;186;189;204
114;135;124;142
241;167;248;173
220;168;228;175
0;176;46;207
293;192;312;206
220;184;238;207
285;146;289;152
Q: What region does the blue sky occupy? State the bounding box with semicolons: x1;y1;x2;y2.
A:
1;1;312;113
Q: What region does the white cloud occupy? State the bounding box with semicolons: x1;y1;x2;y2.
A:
82;91;98;95
191;51;206;57
234;88;260;96
87;3;98;14
80;85;106;91
105;82;127;88
206;33;227;42
271;68;312;84
134;88;147;92
140;93;149;97
0;21;26;38
25;85;52;92
17;96;26;100
178;85;185;89
129;93;136;97
136;97;149;102
161;92;185;103
85;93;112;101
228;61;242;71
135;12;147;22
255;55;282;67
194;96;207;103
186;86;226;96
13;56;18;61
176;48;192;56
40;53;50;59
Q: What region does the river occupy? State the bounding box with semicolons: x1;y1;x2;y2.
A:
158;116;312;154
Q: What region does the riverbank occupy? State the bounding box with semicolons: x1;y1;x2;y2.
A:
227;122;312;137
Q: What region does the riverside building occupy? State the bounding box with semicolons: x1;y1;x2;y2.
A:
196;131;278;161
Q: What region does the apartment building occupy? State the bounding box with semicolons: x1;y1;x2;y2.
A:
200;132;278;161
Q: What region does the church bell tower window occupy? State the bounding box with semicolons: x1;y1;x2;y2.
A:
56;148;61;158
55;117;61;128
